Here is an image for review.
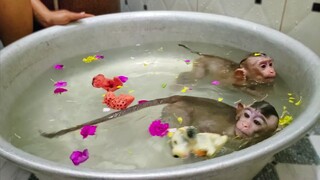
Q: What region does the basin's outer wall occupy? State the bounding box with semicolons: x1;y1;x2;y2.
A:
1;12;320;180
32;156;272;180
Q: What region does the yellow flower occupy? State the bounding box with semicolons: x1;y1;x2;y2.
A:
167;132;174;138
177;117;183;124
279;115;293;126
181;87;189;93
218;97;223;102
82;55;97;63
295;96;302;106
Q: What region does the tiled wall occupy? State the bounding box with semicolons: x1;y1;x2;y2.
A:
120;0;320;55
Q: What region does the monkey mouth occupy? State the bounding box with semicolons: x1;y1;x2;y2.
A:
234;127;249;138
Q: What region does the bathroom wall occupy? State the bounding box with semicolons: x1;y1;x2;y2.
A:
120;0;320;55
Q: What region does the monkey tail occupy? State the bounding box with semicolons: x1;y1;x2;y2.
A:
178;44;203;56
40;95;182;138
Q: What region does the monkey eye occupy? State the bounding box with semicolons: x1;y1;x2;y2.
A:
260;64;267;69
269;62;273;67
253;120;261;126
244;112;250;118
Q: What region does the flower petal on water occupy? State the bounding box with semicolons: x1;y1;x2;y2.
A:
138;100;148;104
118;76;128;83
184;59;191;64
161;83;167;88
148;119;169;137
54;88;68;94
70;149;89;166
181;87;189;93
177;117;183;124
95;55;104;59
80;125;97;139
211;80;220;85
54;64;64;70
54;81;67;87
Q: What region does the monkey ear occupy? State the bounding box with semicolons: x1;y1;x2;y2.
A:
236;103;245;114
234;68;246;80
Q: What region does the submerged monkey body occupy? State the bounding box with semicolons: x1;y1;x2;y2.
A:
41;95;236;138
177;44;276;96
41;95;278;145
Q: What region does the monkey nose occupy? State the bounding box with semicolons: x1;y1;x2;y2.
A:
242;122;249;128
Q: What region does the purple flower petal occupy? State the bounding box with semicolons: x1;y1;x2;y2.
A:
54;64;64;70
54;87;68;94
148;119;169;137
118;75;128;83
80;125;97;139
54;81;67;87
138;100;148;104
95;55;104;59
211;80;220;85
70;149;89;166
184;59;191;64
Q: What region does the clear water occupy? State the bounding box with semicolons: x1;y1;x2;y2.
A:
7;42;300;170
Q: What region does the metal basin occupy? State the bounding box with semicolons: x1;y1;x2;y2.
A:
0;11;320;180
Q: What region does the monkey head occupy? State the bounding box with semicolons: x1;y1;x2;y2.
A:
234;101;279;139
234;53;276;85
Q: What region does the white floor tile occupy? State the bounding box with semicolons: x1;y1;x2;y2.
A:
276;163;318;180
309;135;320;159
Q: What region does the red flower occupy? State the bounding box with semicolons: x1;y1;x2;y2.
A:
103;91;135;110
92;74;123;92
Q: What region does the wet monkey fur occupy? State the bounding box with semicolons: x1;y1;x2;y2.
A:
177;44;276;88
41;95;279;144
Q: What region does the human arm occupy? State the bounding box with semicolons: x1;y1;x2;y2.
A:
31;0;94;27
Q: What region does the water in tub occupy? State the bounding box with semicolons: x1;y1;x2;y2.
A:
7;42;300;170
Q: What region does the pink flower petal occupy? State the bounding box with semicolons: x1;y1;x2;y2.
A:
80;125;97;139
54;81;67;87
70;149;89;166
95;55;104;59
184;59;191;63
148;119;169;137
138;100;148;104
54;64;64;70
118;75;128;83
211;80;220;85
54;87;68;94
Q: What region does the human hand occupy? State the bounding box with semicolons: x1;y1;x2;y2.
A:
36;10;94;27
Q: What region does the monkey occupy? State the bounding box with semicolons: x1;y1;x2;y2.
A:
40;95;279;147
177;44;276;96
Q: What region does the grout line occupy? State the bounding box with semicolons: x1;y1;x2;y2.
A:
279;0;288;32
53;0;59;10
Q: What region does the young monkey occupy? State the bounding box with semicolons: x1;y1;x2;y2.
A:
177;44;276;90
41;95;279;146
